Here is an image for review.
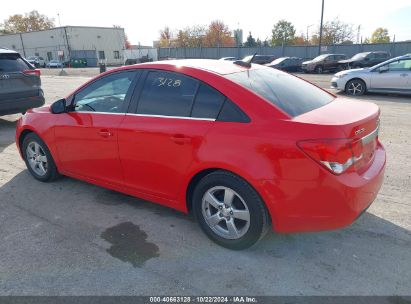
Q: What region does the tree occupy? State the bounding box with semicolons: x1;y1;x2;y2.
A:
187;25;206;47
176;30;189;47
125;35;132;49
1;10;54;33
371;28;390;43
311;18;354;45
204;20;235;47
290;34;306;45
243;32;257;47
271;20;296;46
159;26;173;47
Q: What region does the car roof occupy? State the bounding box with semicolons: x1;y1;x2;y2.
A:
0;47;18;54
131;59;262;75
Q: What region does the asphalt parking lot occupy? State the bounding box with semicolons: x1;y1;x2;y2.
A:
0;71;410;296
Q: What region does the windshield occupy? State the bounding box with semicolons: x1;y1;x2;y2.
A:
225;67;334;117
270;58;287;65
352;53;368;60
312;54;328;62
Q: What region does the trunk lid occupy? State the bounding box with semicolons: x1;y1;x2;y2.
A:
295;98;380;174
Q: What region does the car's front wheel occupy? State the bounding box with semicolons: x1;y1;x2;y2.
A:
345;79;366;96
193;171;270;250
22;133;60;182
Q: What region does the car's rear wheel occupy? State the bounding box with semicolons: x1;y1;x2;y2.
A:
192;171;270;250
22;133;60;182
315;66;323;74
345;79;366;96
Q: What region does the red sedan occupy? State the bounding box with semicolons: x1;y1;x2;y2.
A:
16;59;386;250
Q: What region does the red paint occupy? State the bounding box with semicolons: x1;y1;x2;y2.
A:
16;60;386;233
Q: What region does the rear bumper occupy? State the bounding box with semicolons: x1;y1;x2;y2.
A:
259;143;386;233
0;95;45;115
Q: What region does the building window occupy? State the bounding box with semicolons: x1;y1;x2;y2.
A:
114;51;120;59
98;51;105;60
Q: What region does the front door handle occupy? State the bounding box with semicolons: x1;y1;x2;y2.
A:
170;134;192;144
99;129;113;138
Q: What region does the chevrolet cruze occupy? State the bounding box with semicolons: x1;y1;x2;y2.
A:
16;59;386;249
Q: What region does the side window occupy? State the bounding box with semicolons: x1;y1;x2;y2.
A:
387;59;411;71
73;71;137;113
217;99;250;123
191;84;225;119
137;71;199;117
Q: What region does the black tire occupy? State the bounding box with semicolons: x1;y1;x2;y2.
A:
345;79;366;96
22;133;60;182
192;170;270;250
315;65;323;74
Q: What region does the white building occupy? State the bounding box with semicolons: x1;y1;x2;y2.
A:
0;26;126;66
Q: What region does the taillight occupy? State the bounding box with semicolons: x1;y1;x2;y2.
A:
297;139;364;175
23;69;41;76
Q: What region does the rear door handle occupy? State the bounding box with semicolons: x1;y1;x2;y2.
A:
170;134;192;144
99;129;113;138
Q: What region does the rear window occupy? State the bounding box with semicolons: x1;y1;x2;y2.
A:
225;67;334;117
0;53;30;72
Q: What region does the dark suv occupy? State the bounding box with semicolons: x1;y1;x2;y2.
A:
302;54;347;73
0;48;44;116
338;51;391;69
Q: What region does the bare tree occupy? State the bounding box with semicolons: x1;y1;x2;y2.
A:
159;26;173;47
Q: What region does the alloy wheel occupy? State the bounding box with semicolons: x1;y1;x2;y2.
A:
201;186;251;240
26;141;48;176
347;81;364;96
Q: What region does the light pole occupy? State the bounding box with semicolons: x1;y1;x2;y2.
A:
306;24;314;44
318;0;325;55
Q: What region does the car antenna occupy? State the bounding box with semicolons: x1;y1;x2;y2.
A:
233;52;256;68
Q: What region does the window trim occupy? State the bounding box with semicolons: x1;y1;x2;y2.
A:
124;68;251;123
68;70;140;114
129;69;239;121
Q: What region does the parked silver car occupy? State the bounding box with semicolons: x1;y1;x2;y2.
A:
331;54;411;96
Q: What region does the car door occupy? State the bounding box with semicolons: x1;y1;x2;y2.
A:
370;59;411;91
53;70;139;186
118;70;225;200
323;55;334;71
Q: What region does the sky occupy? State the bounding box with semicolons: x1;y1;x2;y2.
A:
1;0;411;45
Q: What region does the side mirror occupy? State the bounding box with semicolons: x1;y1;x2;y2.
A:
379;66;389;73
51;99;67;114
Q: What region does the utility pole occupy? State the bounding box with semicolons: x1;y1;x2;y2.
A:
318;0;325;55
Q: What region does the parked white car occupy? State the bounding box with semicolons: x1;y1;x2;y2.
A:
27;56;46;68
46;60;63;68
331;54;411;96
